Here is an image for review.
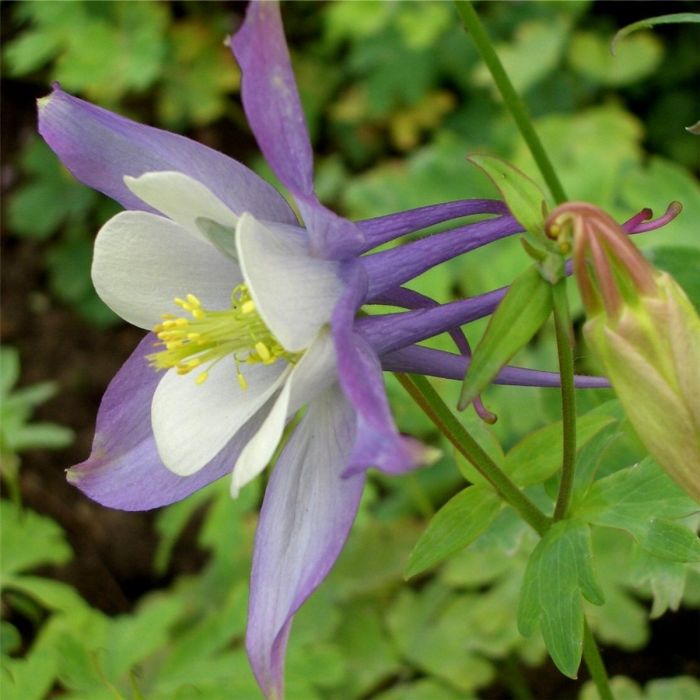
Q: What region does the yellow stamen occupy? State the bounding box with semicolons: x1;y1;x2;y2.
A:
148;283;299;388
255;341;271;362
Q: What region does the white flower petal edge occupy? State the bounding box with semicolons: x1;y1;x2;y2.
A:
92;211;241;330
125;171;239;239
152;359;291;477
230;330;338;496
231;380;291;498
236;213;346;352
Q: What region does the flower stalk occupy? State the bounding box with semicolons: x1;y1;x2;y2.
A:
453;0;567;205
396;373;551;535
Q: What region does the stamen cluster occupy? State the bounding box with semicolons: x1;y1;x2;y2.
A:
148;284;296;388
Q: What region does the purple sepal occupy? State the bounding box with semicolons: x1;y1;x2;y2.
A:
231;1;314;200
380;344;610;389
332;264;427;476
67;335;265;510
37;86;295;225
362;215;520;299
360;287;507;355
246;387;365;699
356;198;509;251
231;1;364;260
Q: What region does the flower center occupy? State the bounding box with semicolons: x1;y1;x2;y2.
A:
148;284;296;388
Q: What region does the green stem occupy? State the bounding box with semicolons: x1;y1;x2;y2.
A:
551;280;576;521
395;373;550;535
583;623;615;700
454;0;568;204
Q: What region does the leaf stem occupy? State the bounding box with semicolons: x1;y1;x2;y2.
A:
395;373;551;535
552;280;576;521
454;0;568;204
583;623;615;700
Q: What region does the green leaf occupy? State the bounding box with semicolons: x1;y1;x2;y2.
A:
157;19;239;129
55;2;168;103
459;265;552;409
333;600;401;697
2;575;87;614
641;519;700;563
1;621;22;656
0;501;72;578
467;154;549;242
0;347;20;396
518;520;604;678
405;485;502;578
10;423;74;451
505;412;617;487
574;458;699;561
1;648;60;700
569;30;664;87
387;584;494;692
3;28;62;76
612;13;700;54
471;18;571;97
374;679;469;700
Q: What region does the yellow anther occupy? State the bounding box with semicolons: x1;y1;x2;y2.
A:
255;342;271;362
186;293;202;308
237;372;249;391
192;309;206;320
175;318;189;328
195;371;209;385
187;332;202;341
166;341;183;351
241;300;256;315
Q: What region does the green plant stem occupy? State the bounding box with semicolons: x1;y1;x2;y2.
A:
583;623;615;700
397;372;613;699
395;373;550;535
454;0;568;204
551;280;576;521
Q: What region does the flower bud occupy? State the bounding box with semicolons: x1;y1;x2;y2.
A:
547;202;700;503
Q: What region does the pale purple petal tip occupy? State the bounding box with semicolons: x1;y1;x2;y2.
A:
231;1;314;201
37;86;296;224
246;387;364;698
67;335;264;510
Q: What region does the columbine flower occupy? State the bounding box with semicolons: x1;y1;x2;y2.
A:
38;3;607;697
547;201;700;504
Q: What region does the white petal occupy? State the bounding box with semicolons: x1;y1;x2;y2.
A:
236;213;345;352
287;329;338;415
92;211;242;329
229;329;338;497
125;171;239;238
152;358;291;477
231;379;292;497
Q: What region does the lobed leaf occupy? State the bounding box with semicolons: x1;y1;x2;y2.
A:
518;520;604;678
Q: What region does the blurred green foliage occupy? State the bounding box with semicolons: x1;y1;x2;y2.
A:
0;346;74;501
3;1;700;698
